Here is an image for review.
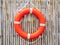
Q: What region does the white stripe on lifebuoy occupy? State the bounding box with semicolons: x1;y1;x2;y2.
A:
30;8;32;13
28;33;30;39
14;21;20;24
40;23;46;26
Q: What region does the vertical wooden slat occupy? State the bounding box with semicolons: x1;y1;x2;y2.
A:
0;0;1;36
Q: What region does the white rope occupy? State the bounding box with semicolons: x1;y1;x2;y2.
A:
30;2;34;7
17;0;39;12
18;2;29;12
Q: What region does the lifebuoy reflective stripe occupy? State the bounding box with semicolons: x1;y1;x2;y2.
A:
14;8;46;40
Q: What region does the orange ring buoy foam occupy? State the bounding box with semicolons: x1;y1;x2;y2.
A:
14;8;46;40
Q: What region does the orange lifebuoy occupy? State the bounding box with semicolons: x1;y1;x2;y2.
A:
14;8;46;40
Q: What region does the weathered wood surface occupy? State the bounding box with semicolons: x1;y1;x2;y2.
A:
0;0;60;45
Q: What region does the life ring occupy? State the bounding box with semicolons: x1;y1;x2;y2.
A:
14;8;46;40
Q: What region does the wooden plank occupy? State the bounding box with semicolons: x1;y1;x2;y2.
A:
0;0;1;36
58;33;60;45
0;0;2;45
0;38;2;45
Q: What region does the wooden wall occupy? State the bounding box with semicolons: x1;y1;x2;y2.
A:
0;0;60;45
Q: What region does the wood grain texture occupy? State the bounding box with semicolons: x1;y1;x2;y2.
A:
0;0;60;45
